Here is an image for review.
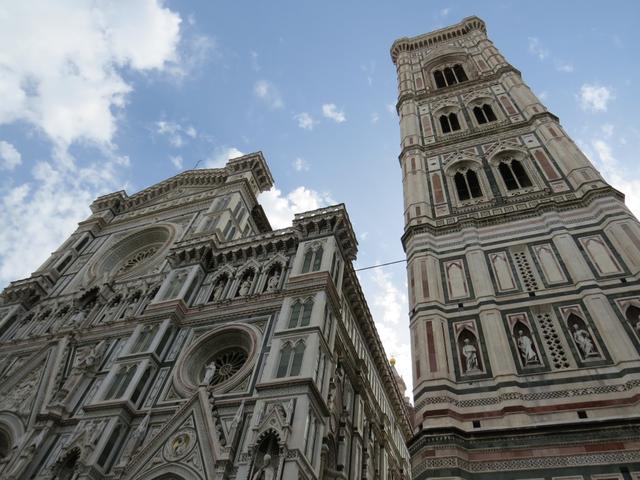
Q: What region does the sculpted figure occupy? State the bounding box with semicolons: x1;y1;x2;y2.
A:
516;330;539;365
118;413;150;466
166;271;188;299
572;323;597;357
54;341;106;404
265;270;280;293
462;338;479;372
238;279;251;296
251;454;275;480
202;361;217;385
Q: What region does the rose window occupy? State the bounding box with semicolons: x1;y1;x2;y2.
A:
174;324;259;396
205;348;248;385
115;246;159;276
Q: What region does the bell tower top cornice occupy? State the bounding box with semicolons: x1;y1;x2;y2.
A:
390;16;486;64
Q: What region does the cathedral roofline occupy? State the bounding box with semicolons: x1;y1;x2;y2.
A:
390;16;486;63
90;151;274;215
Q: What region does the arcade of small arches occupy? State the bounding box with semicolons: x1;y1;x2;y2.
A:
445;152;535;204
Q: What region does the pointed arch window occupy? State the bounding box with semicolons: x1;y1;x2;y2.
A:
276;341;306;378
433;64;468;89
439;112;461;134
301;245;324;273
288;298;314;328
454;170;482;201
473;104;497;124
499;159;532;190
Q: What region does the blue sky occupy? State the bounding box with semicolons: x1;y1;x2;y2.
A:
0;1;638;397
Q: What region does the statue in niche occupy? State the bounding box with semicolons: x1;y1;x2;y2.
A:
516;329;539;365
118;412;150;466
265;269;281;293
238;276;252;296
121;292;141;319
210;276;228;302
251;453;276;480
53;341;106;404
462;338;479;373
571;323;598;358
100;295;121;324
202;360;217;385
165;270;188;299
66;306;87;329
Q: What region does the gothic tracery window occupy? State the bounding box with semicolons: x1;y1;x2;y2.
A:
433;64;468;88
439;112;461;134
498;159;532;190
288;298;314;328
302;245;324;273
473;104;497;124
276;341;305;378
454;169;482;201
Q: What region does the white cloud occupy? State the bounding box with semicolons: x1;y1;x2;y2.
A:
294;112;317;130
204;146;244;169
585;138;640;218
538;91;549;101
250;50;260;71
555;61;574;73
370;112;380;124
0;141;22;170
358;267;412;399
155;120;198;148
170;155;184;169
440;7;451;16
293;158;310;172
528;37;549;61
322;103;346;123
0;0;184;285
601;124;614;138
386;103;396;114
0;0;181;148
253;80;284;109
258;186;333;229
579;83;614;112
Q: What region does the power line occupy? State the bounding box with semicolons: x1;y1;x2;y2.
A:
355;259;406;272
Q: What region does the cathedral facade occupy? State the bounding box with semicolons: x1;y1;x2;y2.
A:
391;16;640;480
0;153;411;479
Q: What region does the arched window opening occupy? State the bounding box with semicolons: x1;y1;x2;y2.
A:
443;67;456;86
454;170;482;201
275;341;305;378
499;159;532;190
511;159;532;188
131;368;151;405
467;170;483;198
453;64;469;82
434;64;469;88
0;429;10;461
288;298;314;328
290;342;305;376
483;104;497;122
439;113;461;134
473;104;497;125
302;245;324;273
440;115;451;134
97;424;122;469
454;172;470;201
276;343;292;378
626;305;640;333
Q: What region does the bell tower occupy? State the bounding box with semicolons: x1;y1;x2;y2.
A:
392;17;640;479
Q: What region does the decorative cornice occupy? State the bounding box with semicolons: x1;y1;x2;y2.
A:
390;16;486;63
